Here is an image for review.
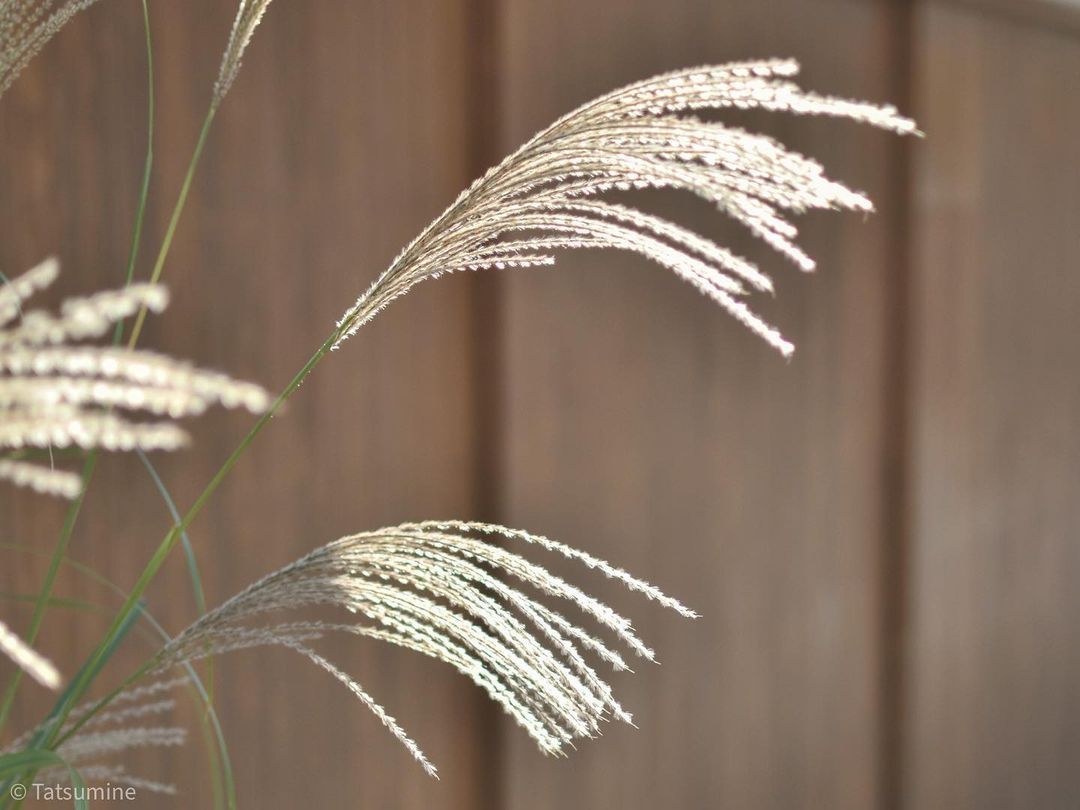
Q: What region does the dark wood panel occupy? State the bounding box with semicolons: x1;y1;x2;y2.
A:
0;2;490;807
5;2;1076;808
946;0;1080;36
905;3;1080;808
494;1;909;808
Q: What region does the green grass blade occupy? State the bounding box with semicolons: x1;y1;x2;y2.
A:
112;0;156;342
0;749;66;777
134;449;231;809
135;451;206;616
0;544;235;809
25;606;143;752
0;453;98;733
0;750;87;809
0;593;107;615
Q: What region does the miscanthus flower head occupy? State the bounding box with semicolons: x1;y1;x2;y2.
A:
2;675;190;796
0;1;106;99
0;257;269;499
335;59;917;358
155;521;697;777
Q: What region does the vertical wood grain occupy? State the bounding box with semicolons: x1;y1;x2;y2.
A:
905;3;1080;807
493;1;909;808
0;2;491;807
4;2;1079;807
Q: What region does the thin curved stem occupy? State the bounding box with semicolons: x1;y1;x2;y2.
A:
0;452;96;732
36;329;339;751
126;106;215;350
0;542;235;809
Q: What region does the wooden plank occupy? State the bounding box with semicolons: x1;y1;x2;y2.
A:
905;3;1080;807
494;1;909;807
945;0;1080;37
0;2;491;807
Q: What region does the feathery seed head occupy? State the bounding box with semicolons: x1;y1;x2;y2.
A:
0;1;105;100
214;0;275;107
156;521;695;776
0;619;61;690
334;60;916;357
1;676;191;794
0;258;270;498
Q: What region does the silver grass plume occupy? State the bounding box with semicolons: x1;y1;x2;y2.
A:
0;618;60;690
0;0;275;108
0;0;103;99
213;0;274;108
2;676;188;794
336;59;916;357
44;726;186;794
154;521;697;777
0;257;269;498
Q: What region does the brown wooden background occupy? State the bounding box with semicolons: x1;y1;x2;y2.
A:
1;0;1078;807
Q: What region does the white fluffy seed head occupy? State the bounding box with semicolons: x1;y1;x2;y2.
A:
156;521;696;776
214;0;275;106
0;259;270;498
0;458;81;497
0;619;61;690
0;1;106;100
1;0;275;111
334;59;916;357
0;676;192;795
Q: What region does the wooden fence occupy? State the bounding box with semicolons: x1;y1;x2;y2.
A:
1;1;1077;807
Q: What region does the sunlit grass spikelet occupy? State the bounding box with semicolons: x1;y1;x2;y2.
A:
0;458;80;497
0;257;270;498
44;723;186;796
0;619;61;690
335;59;916;357
155;522;696;776
0;0;104;100
1;676;189;793
214;0;275;107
